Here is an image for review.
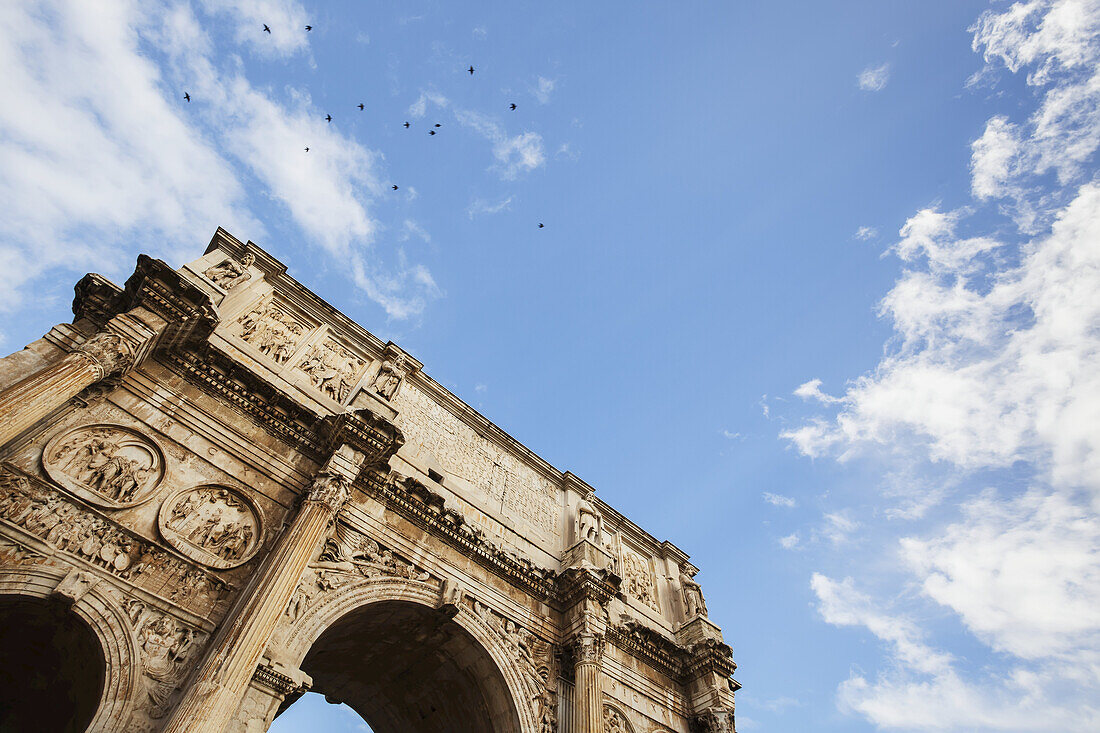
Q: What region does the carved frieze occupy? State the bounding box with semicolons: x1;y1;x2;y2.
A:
297;338;367;403
127;605;207;719
236;298;307;365
0;464;232;618
43;424;166;508
622;548;660;612
604;705;635;733
158;486;262;570
203;253;254;291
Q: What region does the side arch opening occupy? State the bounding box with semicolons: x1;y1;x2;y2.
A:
276;599;522;733
0;594;106;732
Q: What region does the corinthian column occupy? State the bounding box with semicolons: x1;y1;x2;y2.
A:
572;631;605;733
0;331;135;447
161;445;366;733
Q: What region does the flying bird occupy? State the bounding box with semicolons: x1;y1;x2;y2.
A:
467;65;475;75
392;185;399;190
428;130;436;135
358;103;364;110
538;223;544;228
263;24;271;33
510;103;516;110
325;114;332;122
305;25;312;31
304;147;310;152
184;92;191;102
403;121;410;128
434;123;441;128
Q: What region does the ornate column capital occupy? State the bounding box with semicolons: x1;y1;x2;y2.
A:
690;706;735;733
75;332;134;380
571;631;606;666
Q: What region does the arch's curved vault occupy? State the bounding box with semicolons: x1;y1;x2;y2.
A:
289;600;520;733
0;595;105;733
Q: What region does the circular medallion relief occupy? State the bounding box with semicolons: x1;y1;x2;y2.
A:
158;485;262;569
43;424;166;509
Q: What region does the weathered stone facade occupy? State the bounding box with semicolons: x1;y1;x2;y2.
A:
0;229;738;732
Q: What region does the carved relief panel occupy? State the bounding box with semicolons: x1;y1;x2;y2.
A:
43;424;166;508
296;337;368;404
622;547;660;613
604;704;636;733
158;486;262;569
235;297;311;366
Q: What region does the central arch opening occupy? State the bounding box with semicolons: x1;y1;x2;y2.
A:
0;595;105;733
275;600;521;733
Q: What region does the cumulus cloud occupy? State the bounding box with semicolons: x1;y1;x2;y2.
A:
858;62;891;91
793;378;843;405
790;2;1100;729
453;109;546;179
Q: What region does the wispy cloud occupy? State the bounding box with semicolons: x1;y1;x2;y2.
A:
763;492;797;508
467;196;513;219
533;76;555;104
779;532;800;550
858;62;890;91
855;225;878;241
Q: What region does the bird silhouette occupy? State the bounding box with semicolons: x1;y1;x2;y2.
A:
263;24;271;33
184;92;191;102
304;147;310;152
392;185;399;191
510;103;516;110
538;223;544;228
434;123;441;128
429;130;436;135
468;65;475;75
403;121;410;128
358;103;364;110
305;25;312;31
325;114;332;122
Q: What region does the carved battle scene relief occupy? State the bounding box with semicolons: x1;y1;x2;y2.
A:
159;486;262;569
604;705;635;733
622;547;660;613
0;464;233;619
296;338;367;403
43;424;166;508
236;298;308;365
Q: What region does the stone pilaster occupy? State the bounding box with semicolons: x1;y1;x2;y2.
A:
571;630;605;733
160;445;366;733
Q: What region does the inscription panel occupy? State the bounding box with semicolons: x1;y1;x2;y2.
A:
394;383;561;545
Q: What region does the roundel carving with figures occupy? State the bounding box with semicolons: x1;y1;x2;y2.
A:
43;423;166;509
158;485;262;569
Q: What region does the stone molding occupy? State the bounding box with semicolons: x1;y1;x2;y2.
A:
251;663;310;697
360;470;558;600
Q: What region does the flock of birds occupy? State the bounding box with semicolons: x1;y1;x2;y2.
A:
184;23;546;229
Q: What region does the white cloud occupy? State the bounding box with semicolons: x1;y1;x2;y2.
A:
855;225;878;240
474;383;487;394
763;492;797;508
401;219;431;244
467;196;513;219
0;0;261;312
720;429;742;440
792;2;1100;729
858;62;890;91
453;109;545;179
779;533;800;550
472;26;487;39
820;511;860;545
533;76;555;104
200;0;310;59
793;378;843;405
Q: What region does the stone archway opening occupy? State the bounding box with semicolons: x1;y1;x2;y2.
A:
276;600;522;733
0;595;106;733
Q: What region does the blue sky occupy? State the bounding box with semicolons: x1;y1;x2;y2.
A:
2;1;1099;731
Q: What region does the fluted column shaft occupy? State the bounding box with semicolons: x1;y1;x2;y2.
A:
161;447;364;733
0;332;133;447
572;633;604;733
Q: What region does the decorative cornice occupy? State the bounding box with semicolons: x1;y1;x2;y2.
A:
320;409;404;471
358;471;558;600
556;566;620;610
608;618;690;681
685;637;738;682
252;663;308;697
119;255;220;351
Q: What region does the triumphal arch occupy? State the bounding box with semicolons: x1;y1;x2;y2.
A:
0;229;738;732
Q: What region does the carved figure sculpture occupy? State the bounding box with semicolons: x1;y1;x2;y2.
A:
576;491;602;544
300;342;364;402
371;355;407;401
680;566;708;619
203;253;255;291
